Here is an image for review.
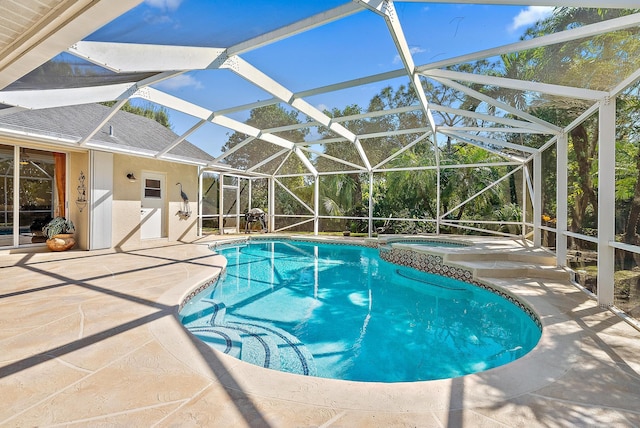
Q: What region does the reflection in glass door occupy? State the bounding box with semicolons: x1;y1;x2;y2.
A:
0;145;14;247
0;145;61;248
18;148;56;245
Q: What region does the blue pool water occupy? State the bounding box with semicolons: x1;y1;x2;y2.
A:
180;240;541;383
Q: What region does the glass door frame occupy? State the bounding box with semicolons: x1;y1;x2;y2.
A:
2;144;67;248
11;145;19;247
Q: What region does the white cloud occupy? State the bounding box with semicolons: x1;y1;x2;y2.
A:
316;103;329;113
393;46;426;64
143;0;183;26
156;74;203;91
145;0;184;11
509;6;554;32
143;12;172;25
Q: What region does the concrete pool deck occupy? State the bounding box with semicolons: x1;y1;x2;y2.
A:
1;235;640;427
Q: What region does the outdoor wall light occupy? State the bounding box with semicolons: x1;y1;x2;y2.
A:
126;173;137;182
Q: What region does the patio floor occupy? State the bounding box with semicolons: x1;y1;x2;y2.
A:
1;236;640;427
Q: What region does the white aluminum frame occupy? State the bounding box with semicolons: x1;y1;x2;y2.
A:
1;0;639;315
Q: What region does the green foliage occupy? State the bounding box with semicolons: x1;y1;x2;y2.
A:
498;8;640;240
101;101;172;129
275;176;312;215
615;139;637;202
42;217;75;239
496;203;523;234
222;104;308;171
215;8;640;238
201;173;219;216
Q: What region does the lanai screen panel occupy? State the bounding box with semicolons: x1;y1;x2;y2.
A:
0;2;637;198
241;6;401;93
6;53;159;91
86;1;349;48
151;69;278;114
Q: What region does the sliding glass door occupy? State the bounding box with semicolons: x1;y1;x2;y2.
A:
0;145;64;248
0;145;14;247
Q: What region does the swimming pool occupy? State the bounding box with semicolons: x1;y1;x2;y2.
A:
180;239;541;382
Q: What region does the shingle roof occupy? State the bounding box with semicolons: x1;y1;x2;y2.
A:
0;103;214;163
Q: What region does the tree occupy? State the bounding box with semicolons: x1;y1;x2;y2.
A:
101;101;172;129
522;8;639;240
221;104;308;171
316;104;368;221
439;144;507;221
466;8;639;241
617;85;640;254
218;105;310;227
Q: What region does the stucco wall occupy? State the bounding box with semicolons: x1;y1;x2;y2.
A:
112;154;198;249
68;152;89;250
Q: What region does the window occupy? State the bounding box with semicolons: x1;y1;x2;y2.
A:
144;179;161;198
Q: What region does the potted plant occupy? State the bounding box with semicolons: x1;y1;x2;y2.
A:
42;217;76;251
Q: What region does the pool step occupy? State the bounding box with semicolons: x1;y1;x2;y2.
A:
447;256;570;280
470;262;569;280
189;326;242;359
444;248;556;265
227;323;282;370
201;298;227;324
226;320;317;376
181;298;227;328
187;299;316;376
189;324;282;370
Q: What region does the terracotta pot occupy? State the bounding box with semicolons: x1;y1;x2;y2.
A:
46;234;76;251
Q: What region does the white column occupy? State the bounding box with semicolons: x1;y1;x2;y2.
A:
597;97;616;307
435;133;441;235
235;180;240;233
197;168;203;237
556;134;568;266
368;172;374;237
314;176;320;236
12;146;19;247
533;153;542;246
268;177;275;232
218;173;224;235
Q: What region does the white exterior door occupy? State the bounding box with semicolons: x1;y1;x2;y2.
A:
140;172;165;240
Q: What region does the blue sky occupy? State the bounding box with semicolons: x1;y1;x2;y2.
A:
89;1;554;156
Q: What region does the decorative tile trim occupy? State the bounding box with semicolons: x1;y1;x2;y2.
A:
189;327;234;354
364;240;378;248
208;238;249;250
289;236;369;248
179;271;224;311
383;238;470;248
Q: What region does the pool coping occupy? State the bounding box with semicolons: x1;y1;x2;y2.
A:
151;235;582;412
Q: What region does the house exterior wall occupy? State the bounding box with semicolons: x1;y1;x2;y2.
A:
0;139;90;249
0;140;200;251
68;151;89;250
111;153;198;249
